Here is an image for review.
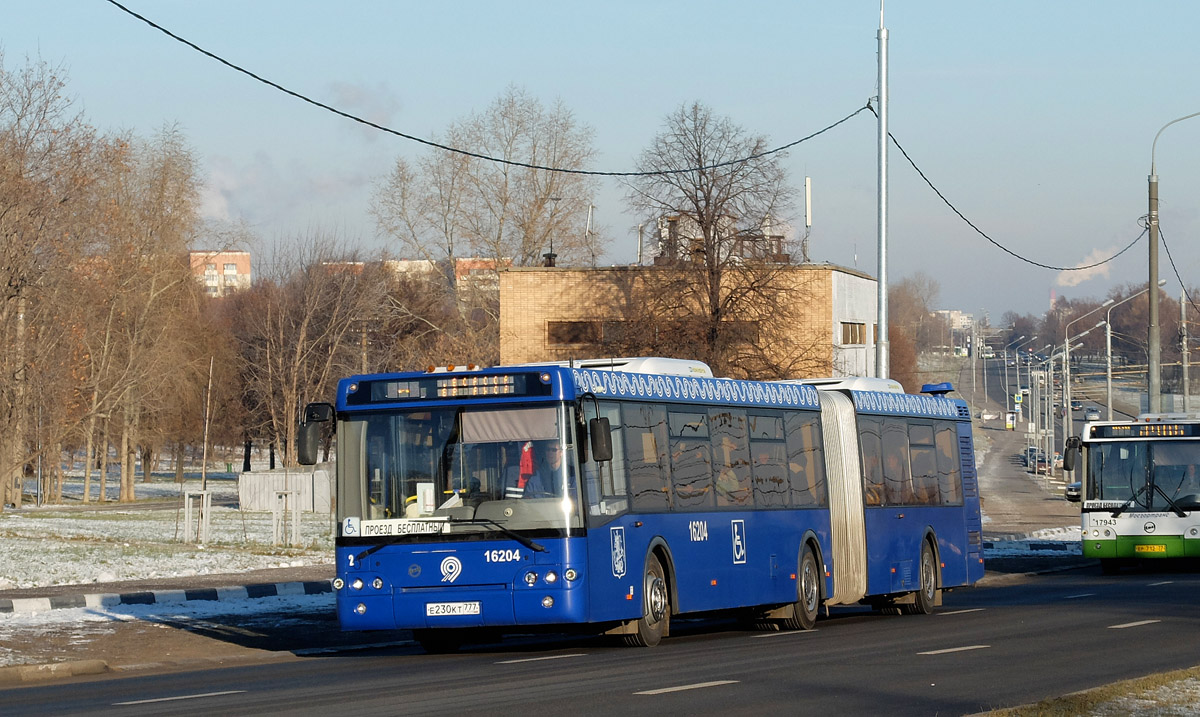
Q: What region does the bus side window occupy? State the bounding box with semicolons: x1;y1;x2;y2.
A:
786;412;826;507
711;408;751;507
669;410;714;510
623;403;670;512
908;422;940;506
882;419;914;505
749;412;788;507
857;416;884;506
934;424;963;505
583;402;629;523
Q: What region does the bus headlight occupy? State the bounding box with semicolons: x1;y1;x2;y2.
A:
1191;528;1198;536
541;596;555;608
544;570;558;584
372;577;384;589
354;603;367;615
564;569;579;582
351;578;364;591
524;571;539;586
333;578;345;590
1092;529;1099;537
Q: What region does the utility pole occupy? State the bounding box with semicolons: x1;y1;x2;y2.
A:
1148;167;1161;412
1183;289;1190;412
875;2;890;379
1147;111;1200;412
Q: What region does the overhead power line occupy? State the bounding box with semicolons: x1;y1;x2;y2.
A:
107;0;1142;275
867;103;1144;273
104;0;868;177
1158;225;1200;316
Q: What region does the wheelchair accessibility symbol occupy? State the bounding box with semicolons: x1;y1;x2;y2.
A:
731;519;747;564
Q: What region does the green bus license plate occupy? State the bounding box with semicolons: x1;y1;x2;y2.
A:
1135;544;1166;553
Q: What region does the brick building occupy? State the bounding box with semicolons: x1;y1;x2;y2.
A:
189;250;251;297
499;263;877;378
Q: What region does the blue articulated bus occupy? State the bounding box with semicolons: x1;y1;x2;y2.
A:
297;358;984;652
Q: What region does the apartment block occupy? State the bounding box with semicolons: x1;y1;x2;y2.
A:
190;250;251;297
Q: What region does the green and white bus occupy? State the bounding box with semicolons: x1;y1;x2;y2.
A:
1065;414;1200;574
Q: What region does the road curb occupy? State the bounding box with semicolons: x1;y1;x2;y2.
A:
0;659;109;686
0;580;333;615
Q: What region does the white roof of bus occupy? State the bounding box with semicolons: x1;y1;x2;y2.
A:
508;357;714;378
774;376;905;393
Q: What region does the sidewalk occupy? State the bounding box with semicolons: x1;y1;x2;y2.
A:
0;564;334;615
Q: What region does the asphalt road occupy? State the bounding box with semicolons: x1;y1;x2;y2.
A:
7;358;1195;715
5;565;1200;716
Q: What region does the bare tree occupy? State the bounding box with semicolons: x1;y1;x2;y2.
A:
229;237;387;467
0;54;102;508
623;102;803;378
374;86;601;269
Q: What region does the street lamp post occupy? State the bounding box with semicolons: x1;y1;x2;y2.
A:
1001;335;1026;406
1062;325;1102;479
1106;280;1166;420
1008;336;1037;414
1063;302;1113;451
1148;112;1200;412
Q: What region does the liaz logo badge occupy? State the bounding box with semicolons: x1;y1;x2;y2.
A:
610;526;627;578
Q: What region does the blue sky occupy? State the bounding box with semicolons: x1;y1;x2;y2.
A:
8;1;1200;319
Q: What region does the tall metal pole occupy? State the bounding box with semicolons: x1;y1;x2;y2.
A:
875;5;890;379
1148;169;1160;412
1106;319;1115;421
1184;289;1191;413
1148;112;1200;412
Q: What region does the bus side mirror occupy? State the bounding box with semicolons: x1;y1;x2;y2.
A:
298;402;334;465
1062;436;1080;473
589;417;613;463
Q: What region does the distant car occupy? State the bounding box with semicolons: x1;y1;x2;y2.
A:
1084;408;1101;421
1065;482;1081;502
1022;446;1038;466
1070;400;1083;411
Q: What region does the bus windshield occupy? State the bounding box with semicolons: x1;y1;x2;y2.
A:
341;404;583;533
1087;440;1200;510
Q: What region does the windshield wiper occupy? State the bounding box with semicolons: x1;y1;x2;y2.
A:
448;516;547;553
1110;482;1189;518
1110;484;1148;518
1151;482;1189;518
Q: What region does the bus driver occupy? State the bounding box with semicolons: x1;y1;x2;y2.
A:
504;441;564;499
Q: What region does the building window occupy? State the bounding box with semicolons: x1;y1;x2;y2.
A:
841;322;866;345
223;263;238;274
547;321;601;346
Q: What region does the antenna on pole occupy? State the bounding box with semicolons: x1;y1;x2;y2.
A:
802;176;812;263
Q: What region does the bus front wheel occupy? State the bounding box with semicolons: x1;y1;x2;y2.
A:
625;554;669;647
780;546;820;630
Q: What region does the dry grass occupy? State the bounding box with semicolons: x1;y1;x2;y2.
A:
983;666;1200;716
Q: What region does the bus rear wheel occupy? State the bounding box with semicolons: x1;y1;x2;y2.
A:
903;541;938;615
780;546;820;630
625;554;669;647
